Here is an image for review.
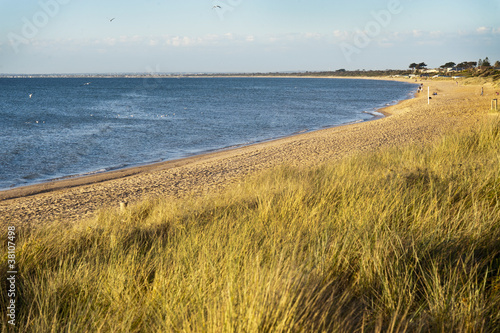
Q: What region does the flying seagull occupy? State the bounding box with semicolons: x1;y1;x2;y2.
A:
84;82;91;85
109;18;115;22
212;5;221;9
29;93;33;98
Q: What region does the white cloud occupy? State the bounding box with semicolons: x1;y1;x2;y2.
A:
412;30;422;38
92;37;117;46
476;26;491;34
168;36;182;47
261;32;335;45
415;40;441;46
8;27;496;57
182;36;193;46
332;30;349;40
106;38;117;46
204;34;219;41
119;35;143;43
429;31;443;38
304;32;321;39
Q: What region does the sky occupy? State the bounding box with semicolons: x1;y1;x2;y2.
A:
0;0;499;74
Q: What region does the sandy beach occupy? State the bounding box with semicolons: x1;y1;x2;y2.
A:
0;78;496;226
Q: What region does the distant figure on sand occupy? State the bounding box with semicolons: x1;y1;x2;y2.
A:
481;87;484;96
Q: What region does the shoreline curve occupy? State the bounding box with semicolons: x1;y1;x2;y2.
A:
0;77;415;201
0;77;493;225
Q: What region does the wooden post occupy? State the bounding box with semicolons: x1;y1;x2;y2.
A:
492;99;498;111
119;201;128;211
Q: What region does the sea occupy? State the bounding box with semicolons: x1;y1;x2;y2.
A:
0;77;418;190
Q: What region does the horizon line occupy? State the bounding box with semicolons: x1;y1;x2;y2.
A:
0;69;411;77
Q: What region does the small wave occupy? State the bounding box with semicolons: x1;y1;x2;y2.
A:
343;119;364;125
215;141;255;151
50;168;111;182
83;168;108;175
363;110;384;117
292;129;309;135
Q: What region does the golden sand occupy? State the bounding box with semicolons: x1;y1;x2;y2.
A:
1;78;497;225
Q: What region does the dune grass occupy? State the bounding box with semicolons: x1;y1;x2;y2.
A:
462;76;500;88
2;119;500;332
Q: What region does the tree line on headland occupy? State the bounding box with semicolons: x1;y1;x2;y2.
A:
408;57;500;77
198;58;499;79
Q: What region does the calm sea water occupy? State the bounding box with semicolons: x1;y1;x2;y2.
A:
0;77;417;190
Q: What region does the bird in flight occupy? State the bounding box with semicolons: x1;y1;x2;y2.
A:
110;18;115;22
212;5;221;9
84;82;91;86
29;93;33;98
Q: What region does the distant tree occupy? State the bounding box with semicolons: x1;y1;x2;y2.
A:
478;59;483;67
409;62;427;73
336;69;346;72
440;62;456;69
482;57;491;67
495;61;500;68
417;62;427;69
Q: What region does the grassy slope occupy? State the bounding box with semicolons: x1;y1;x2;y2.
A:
2;119;500;332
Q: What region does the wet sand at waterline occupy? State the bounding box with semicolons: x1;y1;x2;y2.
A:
0;78;496;225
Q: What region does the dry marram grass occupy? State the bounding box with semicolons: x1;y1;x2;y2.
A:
1;118;499;332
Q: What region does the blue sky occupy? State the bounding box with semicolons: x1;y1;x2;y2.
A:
0;0;499;74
